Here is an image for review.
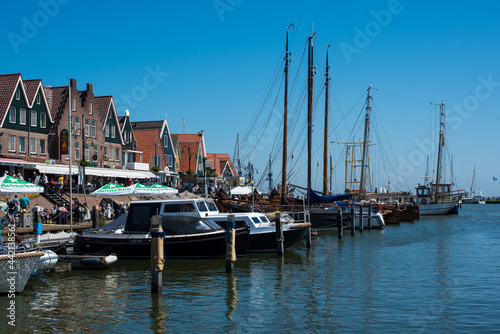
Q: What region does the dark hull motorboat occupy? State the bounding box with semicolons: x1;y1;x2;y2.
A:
74;202;250;259
247;227;307;252
74;228;250;259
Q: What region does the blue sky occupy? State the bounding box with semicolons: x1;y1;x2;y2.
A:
1;0;499;196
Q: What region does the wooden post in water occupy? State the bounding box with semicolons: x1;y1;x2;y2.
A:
92;205;99;229
337;207;343;239
350;204;355;235
359;205;364;233
368;204;373;230
226;214;236;273
305;210;312;248
151;215;164;293
275;213;284;256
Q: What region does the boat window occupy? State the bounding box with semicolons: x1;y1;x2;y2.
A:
251;217;260;225
206;202;218;212
196;202;208;212
163;203;196;213
261;216;271;224
125;203;162;232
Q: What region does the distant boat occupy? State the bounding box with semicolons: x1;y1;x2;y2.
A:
462;167;486;204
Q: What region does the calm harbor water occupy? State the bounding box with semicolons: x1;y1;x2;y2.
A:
2;204;500;333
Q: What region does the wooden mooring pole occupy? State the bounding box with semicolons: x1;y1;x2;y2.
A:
151;216;164;293
337;207;343;239
275;213;284;256
92;205;99;229
359;205;364;233
350;204;355;236
305;210;312;248
368;204;373;230
226;214;236;273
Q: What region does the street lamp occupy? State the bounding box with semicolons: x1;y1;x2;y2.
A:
181;146;197;192
75;128;94;207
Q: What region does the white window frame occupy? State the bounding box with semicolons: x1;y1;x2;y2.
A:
115;148;120;162
109;147;114;161
75;117;80;135
40;112;46;128
15;89;20;100
8;135;16;152
91;120;96;138
85;119;90;137
70;116;74;135
30;137;36;154
111;125;115;138
154;156;161;167
105;124;109;137
37;94;40;105
168;155;173;167
75;142;80;160
40;139;46;155
19;137;26;153
89;101;93;115
72;97;76;111
19;108;26;125
9;107;16;123
85;143;90;161
163;135;168;147
31;110;37;127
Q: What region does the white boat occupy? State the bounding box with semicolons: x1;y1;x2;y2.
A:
0;250;45;293
103;198;310;253
59;253;118;269
415;102;466;215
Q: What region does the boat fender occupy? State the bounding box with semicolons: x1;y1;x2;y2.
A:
420;198;428;205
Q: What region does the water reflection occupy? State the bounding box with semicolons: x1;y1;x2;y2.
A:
150;293;167;333
225;273;238;322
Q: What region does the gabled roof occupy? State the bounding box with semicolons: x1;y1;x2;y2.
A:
0;73;22;125
206;153;237;176
24;79;54;123
23;79;41;104
43;86;67;120
95;95;125;145
133;127;163;164
131;120;164;129
172;133;206;157
95;95;112;125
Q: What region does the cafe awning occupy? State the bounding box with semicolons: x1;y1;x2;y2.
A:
35;164;155;179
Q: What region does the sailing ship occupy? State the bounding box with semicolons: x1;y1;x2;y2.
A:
415;101;467;215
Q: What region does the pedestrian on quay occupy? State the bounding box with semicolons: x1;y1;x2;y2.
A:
20;195;30;211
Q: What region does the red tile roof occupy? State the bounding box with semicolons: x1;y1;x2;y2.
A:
0;73;21;123
206;153;237;176
43;86;67;119
172;133;206;157
133;128;164;167
95;95;112;125
23;79;42;105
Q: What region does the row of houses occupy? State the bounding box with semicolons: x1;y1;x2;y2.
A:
0;73;239;186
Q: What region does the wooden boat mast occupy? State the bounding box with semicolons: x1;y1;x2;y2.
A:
434;100;445;202
322;46;330;195
359;83;372;198
307;33;314;207
281;24;292;204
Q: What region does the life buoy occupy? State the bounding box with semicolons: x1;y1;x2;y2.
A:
420;198;428;205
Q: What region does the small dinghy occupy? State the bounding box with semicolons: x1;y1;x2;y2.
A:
60;254;118;269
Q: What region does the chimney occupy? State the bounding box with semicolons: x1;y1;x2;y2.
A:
70;78;76;88
86;83;93;94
